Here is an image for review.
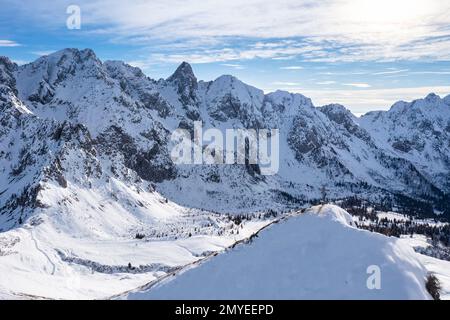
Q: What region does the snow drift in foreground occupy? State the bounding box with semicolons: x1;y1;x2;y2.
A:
128;205;431;300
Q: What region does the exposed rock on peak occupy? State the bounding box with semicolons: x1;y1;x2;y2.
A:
319;104;371;142
425;92;440;102
54;48;99;62
444;94;450;105
14;48;106;105
104;60;146;80
167;61;197;86
167;62;199;119
320;104;354;119
0;56;18;73
0;56;18;95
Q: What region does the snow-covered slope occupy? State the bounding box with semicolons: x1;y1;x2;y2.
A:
128;205;431;300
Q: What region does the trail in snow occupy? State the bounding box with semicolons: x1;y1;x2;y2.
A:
30;230;56;276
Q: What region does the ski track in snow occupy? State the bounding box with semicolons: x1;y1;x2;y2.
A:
30;230;56;276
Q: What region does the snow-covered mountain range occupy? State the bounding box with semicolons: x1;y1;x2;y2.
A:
0;48;449;299
1;48;450;228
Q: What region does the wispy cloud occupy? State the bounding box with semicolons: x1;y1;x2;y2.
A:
11;59;28;65
132;42;324;64
316;81;336;85
343;83;372;88
271;56;295;60
372;69;409;75
127;60;153;70
410;71;450;75
0;40;20;47
280;66;303;70
272;81;301;86
222;63;245;69
31;50;55;56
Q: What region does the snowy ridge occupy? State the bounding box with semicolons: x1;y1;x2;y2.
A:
308;204;355;227
128;205;431;300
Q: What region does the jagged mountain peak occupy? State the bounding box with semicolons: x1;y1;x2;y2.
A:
0;56;18;72
14;48;106;104
166;62;198;107
411;92;444;106
424;92;441;102
444;94;450;105
320;103;353;116
34;48;100;67
360;93;450;126
57;47;96;59
370;93;449;119
319;104;360;128
208;74;264;98
167;61;196;84
0;56;18;92
214;74;238;83
18;50;89;79
24;48;102;74
266;90;313;107
104;60;147;80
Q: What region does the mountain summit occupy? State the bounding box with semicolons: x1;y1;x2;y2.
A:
167;61;196;83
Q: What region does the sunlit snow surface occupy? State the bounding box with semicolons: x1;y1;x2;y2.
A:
0;185;270;299
128;205;432;300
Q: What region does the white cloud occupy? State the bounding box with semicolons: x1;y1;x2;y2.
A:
272;81;301;86
410;71;450;75
271;56;296;60
372;69;409;75
11;59;28;65
316;81;336;85
0;40;20;47
127;60;153;70
31;50;55;56
222;63;245;69
280;66;304;70
137;43;324;64
343;83;372;88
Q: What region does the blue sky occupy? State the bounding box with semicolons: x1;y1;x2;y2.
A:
1;0;450;114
